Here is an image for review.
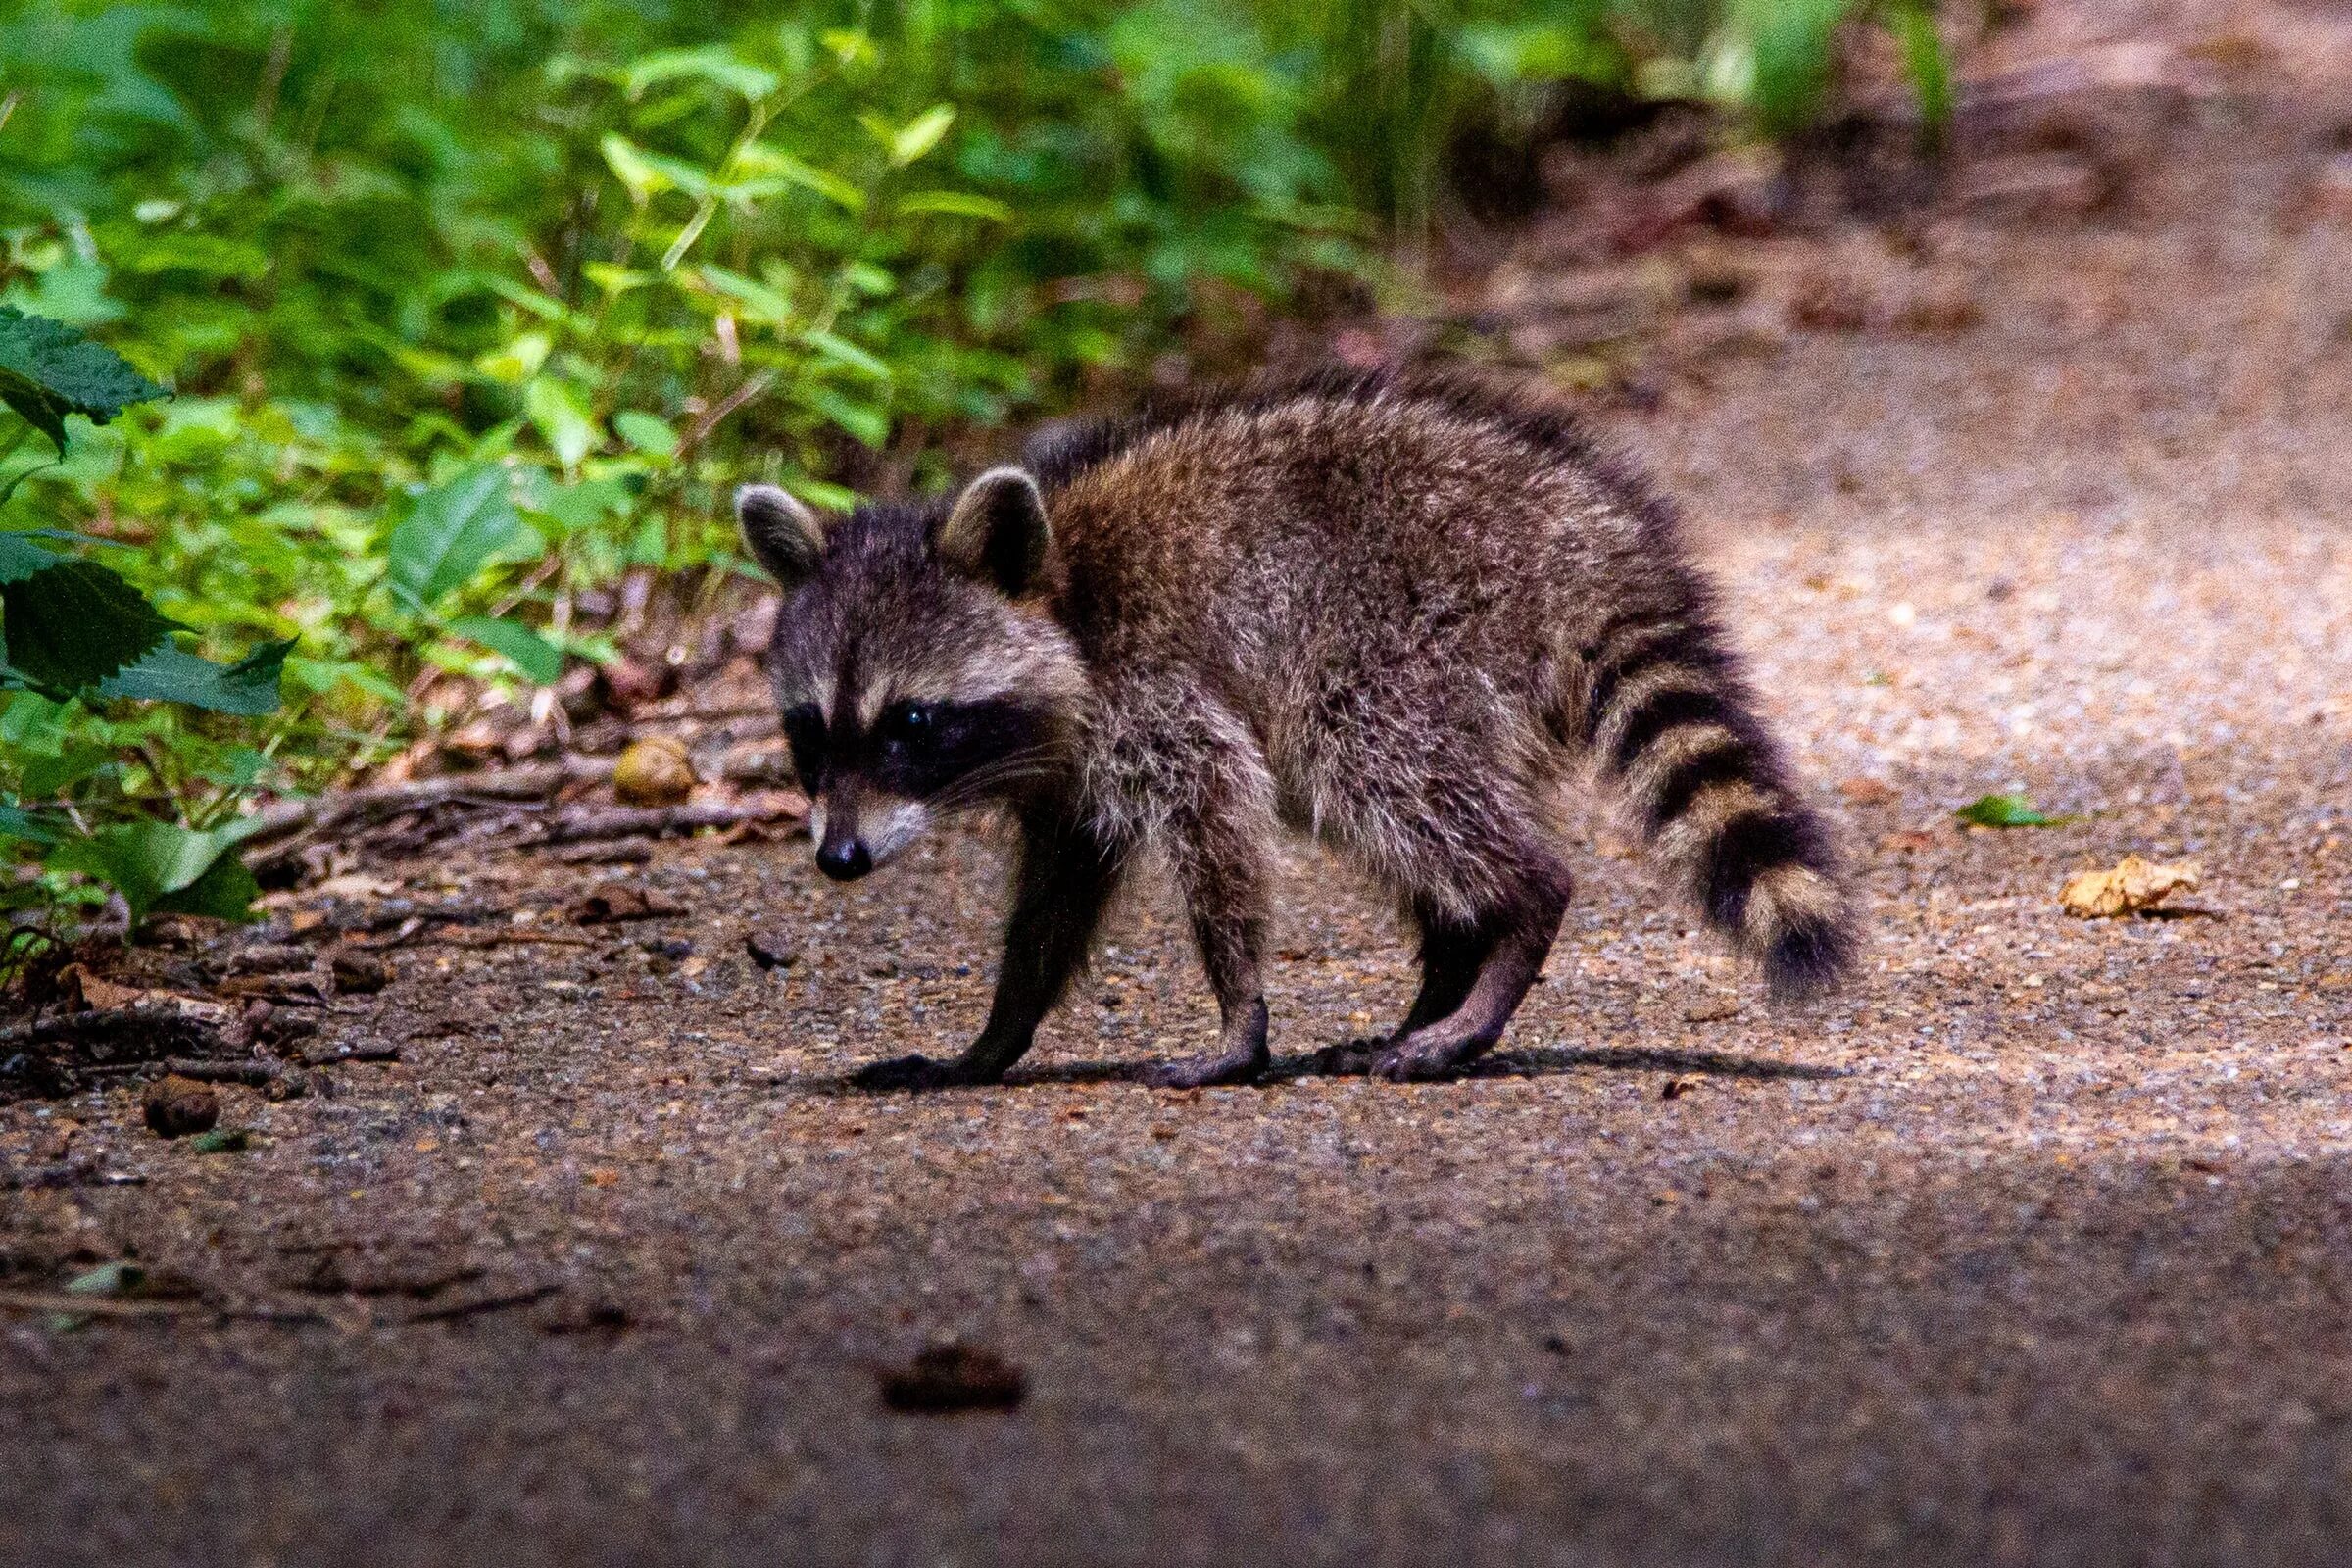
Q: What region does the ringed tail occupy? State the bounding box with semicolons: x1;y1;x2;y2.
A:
1579;579;1858;1000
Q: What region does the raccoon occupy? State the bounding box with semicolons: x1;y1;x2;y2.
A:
737;368;1855;1090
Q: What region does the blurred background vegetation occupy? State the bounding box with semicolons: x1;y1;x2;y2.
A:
0;0;1945;925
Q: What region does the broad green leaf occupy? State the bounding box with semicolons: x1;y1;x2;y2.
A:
525;379;598;468
801;386;890;447
96;638;292;715
386;466;526;611
16;745;111;799
0;559;175;691
694;265;795;326
475;330;551;385
47;815;268;926
1954;793;2067;829
612;412;678;457
0;306;169;453
894;190;1014;222
449;614;565;685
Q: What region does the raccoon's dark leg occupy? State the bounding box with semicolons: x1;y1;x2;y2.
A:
1371;868;1570;1083
1314;910;1487;1074
1143;784;1276;1091
851;812;1122;1092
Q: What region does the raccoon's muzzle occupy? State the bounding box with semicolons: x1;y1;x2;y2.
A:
816;836;873;881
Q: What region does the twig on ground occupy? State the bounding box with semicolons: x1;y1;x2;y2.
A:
406;1284;558;1324
0;1008;227;1057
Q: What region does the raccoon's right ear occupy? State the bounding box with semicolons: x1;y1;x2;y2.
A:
735;483;825;590
937;466;1052;598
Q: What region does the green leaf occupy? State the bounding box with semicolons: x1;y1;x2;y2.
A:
0;307;169;454
601;134;672;202
1954;793;2067;829
524;379;598;468
624;46;779;101
386;466;526;611
0;802;63;845
46;816;268;926
803;328;893;381
1741;0;1854;137
96;638;292;715
612;412;678;458
0;531;64;584
884;105;956;168
16;745;112;799
153;852;262;922
1886;2;1953;148
0;559;176;691
893;189;1015;222
449;615;565;685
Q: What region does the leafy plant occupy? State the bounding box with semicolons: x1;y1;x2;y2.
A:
0;308;290;923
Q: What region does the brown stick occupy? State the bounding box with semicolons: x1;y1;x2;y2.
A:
531;797;805;847
243;758;617;848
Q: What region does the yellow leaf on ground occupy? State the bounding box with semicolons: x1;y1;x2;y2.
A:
2059;855;2201;918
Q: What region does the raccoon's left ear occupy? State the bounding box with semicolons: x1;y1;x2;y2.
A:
736;483;825;591
936;466;1052;598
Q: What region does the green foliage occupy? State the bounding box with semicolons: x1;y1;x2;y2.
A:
0;304;170;452
46;816;268;925
0;0;1938;929
1955;793;2069;829
2;556;176;692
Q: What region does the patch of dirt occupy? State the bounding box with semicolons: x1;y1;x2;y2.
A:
7;4;2352;1562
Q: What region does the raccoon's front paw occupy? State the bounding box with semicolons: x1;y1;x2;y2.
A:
1370;1035;1476;1082
1143;1048;1268;1089
849;1053;992;1093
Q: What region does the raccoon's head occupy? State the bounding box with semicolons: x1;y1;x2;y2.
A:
736;467;1089;882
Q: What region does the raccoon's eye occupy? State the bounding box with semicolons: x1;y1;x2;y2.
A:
876;701;935;748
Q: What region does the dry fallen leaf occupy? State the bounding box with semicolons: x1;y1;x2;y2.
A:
2060;854;2202;918
566;885;685;925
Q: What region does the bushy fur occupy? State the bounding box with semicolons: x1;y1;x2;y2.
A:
742;368;1857;1090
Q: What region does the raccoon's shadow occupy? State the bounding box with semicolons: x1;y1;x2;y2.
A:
812;1043;1845;1095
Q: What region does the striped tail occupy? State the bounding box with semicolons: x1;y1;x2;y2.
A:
1578;587;1857;1001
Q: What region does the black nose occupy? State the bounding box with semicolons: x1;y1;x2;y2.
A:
816;839;872;882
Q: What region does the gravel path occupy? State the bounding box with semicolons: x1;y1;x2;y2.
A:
7;17;2352;1566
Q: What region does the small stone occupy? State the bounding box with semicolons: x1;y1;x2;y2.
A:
143;1075;220;1140
612;735;696;807
744;931;798;971
877;1342;1027;1413
329;949;395;995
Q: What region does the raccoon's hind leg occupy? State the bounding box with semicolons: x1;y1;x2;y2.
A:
851;811;1123;1092
1314;911;1490;1074
1367;870;1569;1082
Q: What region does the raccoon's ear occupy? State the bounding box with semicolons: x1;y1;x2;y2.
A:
735;483;825;590
936;466;1052;598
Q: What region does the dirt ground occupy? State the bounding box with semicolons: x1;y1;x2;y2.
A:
8;8;2352;1566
